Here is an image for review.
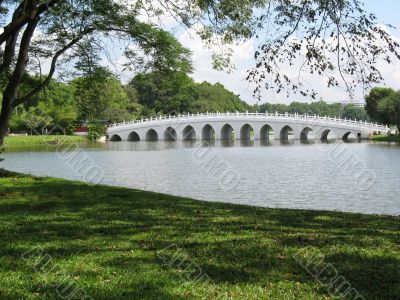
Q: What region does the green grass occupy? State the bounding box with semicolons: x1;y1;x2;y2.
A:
4;135;86;147
0;169;399;299
372;134;400;143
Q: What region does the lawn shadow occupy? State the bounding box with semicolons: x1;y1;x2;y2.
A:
1;176;400;299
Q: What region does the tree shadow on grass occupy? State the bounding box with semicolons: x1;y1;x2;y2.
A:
0;177;400;299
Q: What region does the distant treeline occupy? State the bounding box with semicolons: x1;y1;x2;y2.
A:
253;101;369;120
8;68;370;135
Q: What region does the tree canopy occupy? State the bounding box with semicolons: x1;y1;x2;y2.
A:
365;87;400;134
1;0;400;146
130;71;251;115
73;68;130;122
365;87;396;123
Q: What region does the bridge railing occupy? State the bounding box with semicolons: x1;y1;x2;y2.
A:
108;112;387;130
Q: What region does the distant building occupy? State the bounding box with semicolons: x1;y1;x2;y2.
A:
350;102;365;108
327;101;365;108
74;126;88;136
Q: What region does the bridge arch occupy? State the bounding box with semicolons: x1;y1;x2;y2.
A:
145;129;158;141
240;124;254;140
164;126;177;140
220;124;234;140
342;131;357;141
280;125;294;140
201;124;215;140
300;127;315;140
259;124;273;141
182;125;196;140
109;134;122;141
320;129;337;141
127;131;140;141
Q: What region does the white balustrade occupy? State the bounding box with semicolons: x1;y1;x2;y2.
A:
107;111;385;131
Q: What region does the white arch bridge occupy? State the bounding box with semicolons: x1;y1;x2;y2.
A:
107;112;387;142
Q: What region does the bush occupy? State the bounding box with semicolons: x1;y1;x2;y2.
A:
87;122;105;141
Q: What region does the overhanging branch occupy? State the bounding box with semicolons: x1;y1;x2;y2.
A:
14;27;95;106
0;0;59;46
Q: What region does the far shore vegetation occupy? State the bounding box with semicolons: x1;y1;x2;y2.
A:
372;134;400;143
3;135;86;147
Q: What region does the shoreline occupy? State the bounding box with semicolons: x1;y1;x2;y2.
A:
372;134;400;143
3;135;87;147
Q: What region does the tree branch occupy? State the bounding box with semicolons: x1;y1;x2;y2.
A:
0;0;59;46
14;27;95;106
4;16;40;103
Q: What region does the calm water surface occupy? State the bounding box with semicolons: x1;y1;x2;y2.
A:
2;140;400;215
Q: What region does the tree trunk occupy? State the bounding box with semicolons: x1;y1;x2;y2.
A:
0;16;39;147
0;101;12;147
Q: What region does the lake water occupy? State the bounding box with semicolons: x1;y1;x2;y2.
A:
2;140;400;215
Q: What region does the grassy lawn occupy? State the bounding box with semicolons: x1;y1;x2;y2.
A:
372;134;400;143
4;135;86;147
0;170;399;299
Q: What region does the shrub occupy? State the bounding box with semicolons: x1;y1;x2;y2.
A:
87;122;105;141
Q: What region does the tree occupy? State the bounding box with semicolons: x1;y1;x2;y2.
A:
365;87;396;123
131;71;197;114
87;121;106;141
73;68;130;122
9;77;77;134
1;0;399;147
132;72;253;114
341;104;369;121
377;91;400;135
190;82;251;113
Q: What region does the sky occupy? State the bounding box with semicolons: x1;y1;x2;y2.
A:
169;0;400;105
